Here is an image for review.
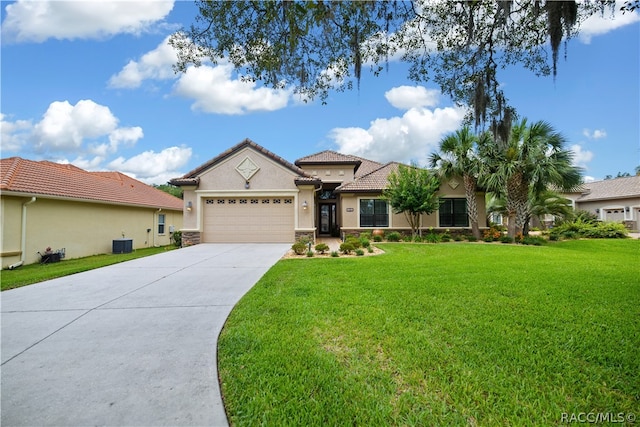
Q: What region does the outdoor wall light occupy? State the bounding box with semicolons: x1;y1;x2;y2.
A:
245;180;250;189
302;200;308;210
595;208;600;214
625;206;630;212
186;201;193;212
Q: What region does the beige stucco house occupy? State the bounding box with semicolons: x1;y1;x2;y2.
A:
1;158;183;269
561;175;640;230
170;139;486;245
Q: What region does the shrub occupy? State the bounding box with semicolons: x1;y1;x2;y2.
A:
331;251;339;257
360;238;371;248
355;248;365;256
386;232;401;242
292;242;307;255
550;219;628;240
345;236;362;249
340;242;355;254
585;222;628;239
359;231;372;240
367;246;374;253
500;235;514;244
483;227;502;242
373;235;383;242
466;235;478;242
453;235;463;242
522;236;546;246
172;231;183;247
314;243;330;254
425;232;441;243
306;250;315;257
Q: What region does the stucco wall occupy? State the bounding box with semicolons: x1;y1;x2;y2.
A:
576;197;640;225
198;148;300;192
339;188;487;231
182;147;314;236
298;164;355;184
1;195;182;268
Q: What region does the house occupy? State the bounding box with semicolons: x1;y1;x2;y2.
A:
169;139;486;245
562;175;640;230
1;157;183;269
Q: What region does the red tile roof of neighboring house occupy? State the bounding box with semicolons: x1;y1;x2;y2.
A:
577;175;640;202
1;157;183;210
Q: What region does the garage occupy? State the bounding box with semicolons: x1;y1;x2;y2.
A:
202;197;295;243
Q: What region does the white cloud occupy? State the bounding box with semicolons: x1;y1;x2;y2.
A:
582;128;607;140
384;86;440;110
570;144;594;168
31;100;144;155
578;1;640;44
107;146;192;184
59;156;106;171
174;64;292;115
0;113;32;152
1;0;174;43
330;87;466;164
109;36;178;89
583;175;596;183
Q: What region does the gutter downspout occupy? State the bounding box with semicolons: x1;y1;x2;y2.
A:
9;196;36;269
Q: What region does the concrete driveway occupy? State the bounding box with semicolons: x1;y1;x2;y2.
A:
1;243;290;426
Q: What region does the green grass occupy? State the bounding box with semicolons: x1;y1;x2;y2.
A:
218;240;639;426
1;245;177;291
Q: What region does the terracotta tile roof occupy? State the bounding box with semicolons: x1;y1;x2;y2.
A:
577;175;640;202
294;150;383;178
1;157;183;210
336;162;402;193
173;138;315;183
295;150;362;165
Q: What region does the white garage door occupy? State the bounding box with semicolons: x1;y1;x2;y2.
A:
202;197;295;243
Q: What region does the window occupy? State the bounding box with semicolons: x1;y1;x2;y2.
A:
439;199;468;227
360;199;389;227
158;214;166;234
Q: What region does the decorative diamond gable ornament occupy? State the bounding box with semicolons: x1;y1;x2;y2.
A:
236;157;260;180
448;178;460;189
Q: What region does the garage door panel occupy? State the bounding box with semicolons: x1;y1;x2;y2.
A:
203;197;294;243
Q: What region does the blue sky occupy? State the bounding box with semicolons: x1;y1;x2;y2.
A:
2;1;638;185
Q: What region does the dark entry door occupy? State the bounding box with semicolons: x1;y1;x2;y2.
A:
319;203;337;235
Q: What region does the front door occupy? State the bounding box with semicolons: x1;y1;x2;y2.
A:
319;203;337;235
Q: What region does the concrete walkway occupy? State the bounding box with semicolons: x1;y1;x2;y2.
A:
1;243;290;427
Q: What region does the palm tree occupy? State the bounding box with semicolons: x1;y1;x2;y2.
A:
480;119;582;237
487;189;574;234
429;126;485;239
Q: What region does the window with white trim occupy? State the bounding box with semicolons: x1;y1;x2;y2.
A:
158;213;166;234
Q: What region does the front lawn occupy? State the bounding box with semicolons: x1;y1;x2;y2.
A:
1;245;177;291
218;240;639;425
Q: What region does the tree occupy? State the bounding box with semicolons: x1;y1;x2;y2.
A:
171;1;617;136
488;189;574;233
383;164;441;238
154;184;183;199
429;126;486;239
479;119;582;237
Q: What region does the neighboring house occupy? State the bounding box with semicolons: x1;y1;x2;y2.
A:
169;139;486;245
1;157;183;269
561;175;640;230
